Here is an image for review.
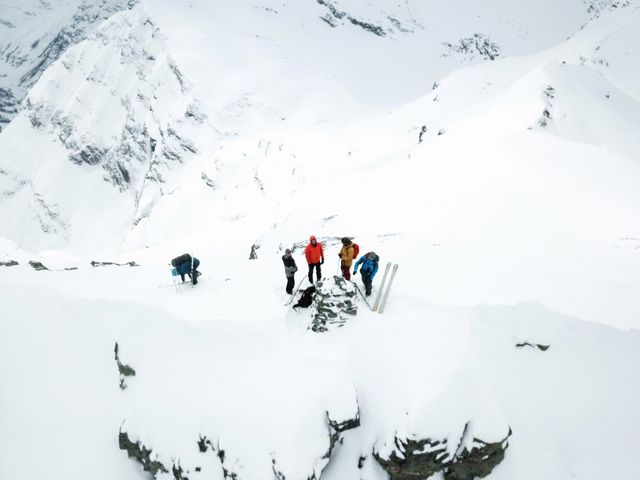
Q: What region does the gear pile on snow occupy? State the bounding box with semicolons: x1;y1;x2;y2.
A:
308;275;358;332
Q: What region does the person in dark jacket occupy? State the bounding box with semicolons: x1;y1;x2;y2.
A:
353;252;379;296
304;235;324;284
282;248;298;294
171;253;201;285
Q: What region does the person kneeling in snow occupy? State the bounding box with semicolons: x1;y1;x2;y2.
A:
353;252;379;296
171;253;201;285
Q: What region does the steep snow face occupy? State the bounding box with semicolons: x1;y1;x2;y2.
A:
0;0;139;130
147;0;610;123
148;3;640;327
0;0;634;253
0;0;638;327
1;278;639;480
0;0;639;326
0;5;213;252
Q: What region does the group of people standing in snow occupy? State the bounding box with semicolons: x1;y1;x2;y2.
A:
169;236;378;297
282;235;379;296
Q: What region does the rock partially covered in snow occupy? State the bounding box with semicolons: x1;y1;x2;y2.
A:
307;275;357;332
374;424;512;480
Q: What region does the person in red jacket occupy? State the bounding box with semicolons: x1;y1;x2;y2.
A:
304;235;325;284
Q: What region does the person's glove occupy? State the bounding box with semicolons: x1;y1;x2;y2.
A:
320;259;324;265
337;253;341;258
353;270;357;275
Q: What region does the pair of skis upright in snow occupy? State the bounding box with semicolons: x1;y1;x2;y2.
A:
355;262;398;314
372;262;398;313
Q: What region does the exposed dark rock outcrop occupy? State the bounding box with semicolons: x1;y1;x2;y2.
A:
120;428;197;479
374;425;512;480
446;428;512;480
269;406;361;480
535;85;556;128
374;437;450;479
28;260;49;271
33;192;66;234
68;144;108;166
201;172;216;189
585;0;632;21
317;0;386;36
418;125;428;143
119;429;168;477
114;342;136;390
442;33;501;61
516;342;550;351
121;398;360;480
0;260;19;267
91;260;139;267
172;463;189;480
0;88;18;131
387;16;414;34
325;407;361;458
197;436;239;479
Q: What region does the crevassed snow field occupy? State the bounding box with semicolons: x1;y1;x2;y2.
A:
1;1;640;479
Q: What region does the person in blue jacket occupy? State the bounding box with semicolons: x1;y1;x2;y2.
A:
171;253;201;285
353;251;379;296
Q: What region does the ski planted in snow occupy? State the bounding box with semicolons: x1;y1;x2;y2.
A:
354;283;373;310
372;262;391;312
378;263;398;314
285;276;306;306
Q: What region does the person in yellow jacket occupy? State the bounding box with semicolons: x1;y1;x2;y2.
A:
339;237;355;280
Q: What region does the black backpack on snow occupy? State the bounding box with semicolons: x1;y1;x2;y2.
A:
293;286;316;310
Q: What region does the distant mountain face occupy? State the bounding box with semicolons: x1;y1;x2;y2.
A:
0;3;214;251
0;0;637;252
0;0;141;130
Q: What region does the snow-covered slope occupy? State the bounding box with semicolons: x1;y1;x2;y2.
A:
1;0;636;253
1;272;639;480
1;1;640;479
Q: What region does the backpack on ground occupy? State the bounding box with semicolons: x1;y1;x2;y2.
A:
171;253;192;268
293;286;316;310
